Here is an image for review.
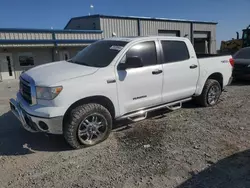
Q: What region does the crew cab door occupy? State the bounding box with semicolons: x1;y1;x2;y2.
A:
160;40;199;103
116;40;163;115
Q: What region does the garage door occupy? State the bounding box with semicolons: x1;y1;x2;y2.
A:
158;30;180;37
193;31;209;39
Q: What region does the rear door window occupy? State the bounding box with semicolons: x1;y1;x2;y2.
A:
161;41;190;63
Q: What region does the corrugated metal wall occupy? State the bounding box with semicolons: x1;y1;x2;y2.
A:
100;18;138;38
0;32;52;40
55;33;102;40
0;44;54;47
0;31;102;43
140;20;191;40
0;17;218;80
65;17;101;30
193;23;216;54
98;17;216;53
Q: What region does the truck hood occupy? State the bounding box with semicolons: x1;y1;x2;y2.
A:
23;61;99;86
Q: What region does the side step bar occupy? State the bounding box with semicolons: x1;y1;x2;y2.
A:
117;98;192;122
166;102;182;111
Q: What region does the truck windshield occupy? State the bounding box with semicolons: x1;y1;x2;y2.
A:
69;40;128;68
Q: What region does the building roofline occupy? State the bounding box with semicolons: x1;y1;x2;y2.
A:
0;28;103;33
66;14;218;26
0;39;97;45
64;15;101;29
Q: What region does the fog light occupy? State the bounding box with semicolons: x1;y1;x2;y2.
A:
38;121;48;131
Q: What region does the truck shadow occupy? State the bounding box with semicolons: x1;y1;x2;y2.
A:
0;111;71;156
0;104;202;156
182;101;200;109
0;109;172;156
177;149;250;188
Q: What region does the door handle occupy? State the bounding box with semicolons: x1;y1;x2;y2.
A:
152;69;163;75
190;64;198;69
107;79;116;84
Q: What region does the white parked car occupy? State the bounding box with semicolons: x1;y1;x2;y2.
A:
10;36;233;149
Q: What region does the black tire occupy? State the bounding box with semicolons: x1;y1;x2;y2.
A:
195;79;222;107
63;103;112;149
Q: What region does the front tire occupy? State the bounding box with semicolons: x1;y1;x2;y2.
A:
64;103;112;149
195;79;222;107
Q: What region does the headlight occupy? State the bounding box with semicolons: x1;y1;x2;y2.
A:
36;86;63;100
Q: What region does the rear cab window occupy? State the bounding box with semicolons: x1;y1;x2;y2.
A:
160;40;190;63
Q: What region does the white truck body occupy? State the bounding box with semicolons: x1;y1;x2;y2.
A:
10;36;233;147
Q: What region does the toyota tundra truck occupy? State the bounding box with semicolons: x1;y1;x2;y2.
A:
10;36;233;149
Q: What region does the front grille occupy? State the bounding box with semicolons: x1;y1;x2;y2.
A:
20;77;32;104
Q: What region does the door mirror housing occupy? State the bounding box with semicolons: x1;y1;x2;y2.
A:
118;57;143;70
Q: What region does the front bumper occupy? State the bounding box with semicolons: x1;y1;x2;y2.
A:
9;98;63;134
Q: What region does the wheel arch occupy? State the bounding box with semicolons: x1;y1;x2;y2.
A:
196;72;224;96
63;95;116;126
207;72;223;89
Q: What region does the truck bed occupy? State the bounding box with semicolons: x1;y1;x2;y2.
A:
196;54;232;92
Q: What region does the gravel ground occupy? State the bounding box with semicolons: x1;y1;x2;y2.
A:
1;80;250;188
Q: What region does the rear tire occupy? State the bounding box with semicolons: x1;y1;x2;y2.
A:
63;103;112;149
195;79;222;107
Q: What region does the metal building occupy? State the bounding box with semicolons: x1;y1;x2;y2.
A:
65;15;217;54
0;14;217;81
0;28;102;80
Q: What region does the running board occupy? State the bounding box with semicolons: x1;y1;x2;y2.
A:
117;98;192;122
166;102;182;111
127;112;148;122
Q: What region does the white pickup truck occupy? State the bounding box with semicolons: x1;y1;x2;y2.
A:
10;36;233;149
